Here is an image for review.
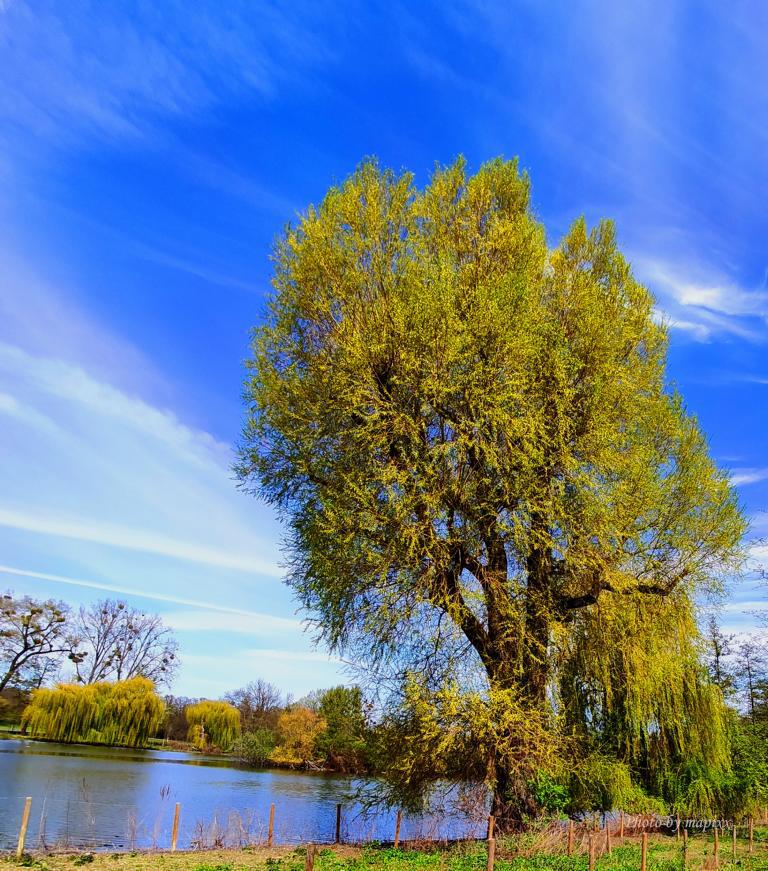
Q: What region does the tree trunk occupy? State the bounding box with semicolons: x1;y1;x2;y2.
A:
491;761;539;831
487;571;552;831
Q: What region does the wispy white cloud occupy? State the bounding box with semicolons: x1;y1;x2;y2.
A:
729;469;768;487
242;649;342;664
0;250;166;396
0;247;314;695
0;507;279;576
0;341;283;576
0;564;281;619
164;610;302;634
638;257;768;343
182;651;347;698
0;1;342;149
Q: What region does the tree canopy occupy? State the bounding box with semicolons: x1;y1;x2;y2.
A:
72;599;178;687
22;676;165;747
238;157;746;825
186;699;241;751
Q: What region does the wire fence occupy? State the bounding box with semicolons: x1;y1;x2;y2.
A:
0;792;483;853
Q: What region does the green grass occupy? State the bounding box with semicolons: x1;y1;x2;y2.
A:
4;830;768;871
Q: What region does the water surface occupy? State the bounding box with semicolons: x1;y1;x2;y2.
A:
0;739;478;850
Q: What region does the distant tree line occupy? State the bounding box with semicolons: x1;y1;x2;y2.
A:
163;680;371;773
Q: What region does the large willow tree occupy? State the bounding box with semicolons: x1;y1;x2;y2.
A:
22;677;165;747
238;158;745;825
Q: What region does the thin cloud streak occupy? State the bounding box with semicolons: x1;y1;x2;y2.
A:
164;609;302;634
0;506;280;577
730;469;768;487
0;563;290;621
639;257;768;343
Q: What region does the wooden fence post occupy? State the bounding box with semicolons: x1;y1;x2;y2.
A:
683;828;688;870
676;817;681;842
713;826;719;868
487;837;496;871
335;804;342;844
170;802;181;851
487;815;495;841
268;803;275;847
394;810;402;848
567;820;574;856
606;821;612;855
620;811;625;841
641;832;648;871
305;843;316;871
731;822;736;863
749;817;754;855
588;833;596;871
16;797;32;859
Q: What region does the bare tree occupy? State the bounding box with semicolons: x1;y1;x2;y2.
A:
0;592;79;692
73;599;179;688
735;636;768;721
225;679;283;731
705;615;736;697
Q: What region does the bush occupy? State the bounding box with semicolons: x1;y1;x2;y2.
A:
233;727;276;766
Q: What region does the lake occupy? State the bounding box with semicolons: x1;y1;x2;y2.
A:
0;739;481;851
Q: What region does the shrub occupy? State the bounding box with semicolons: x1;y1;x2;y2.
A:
233;727;276;766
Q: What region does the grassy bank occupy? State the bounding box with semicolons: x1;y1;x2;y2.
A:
4;834;768;871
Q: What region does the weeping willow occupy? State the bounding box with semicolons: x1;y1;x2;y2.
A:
185;700;241;751
22;677;165;748
236;156;747;824
559;591;732;816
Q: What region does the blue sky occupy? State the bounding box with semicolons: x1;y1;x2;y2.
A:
0;1;766;698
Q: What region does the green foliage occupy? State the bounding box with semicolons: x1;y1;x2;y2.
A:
233;726;277;766
185;700;241;751
528;773;569;815
722;716;768;817
559;594;734;816
373;676;556;815
238;156;747;821
565;752;666;815
22;676;165;747
317;685;369;772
